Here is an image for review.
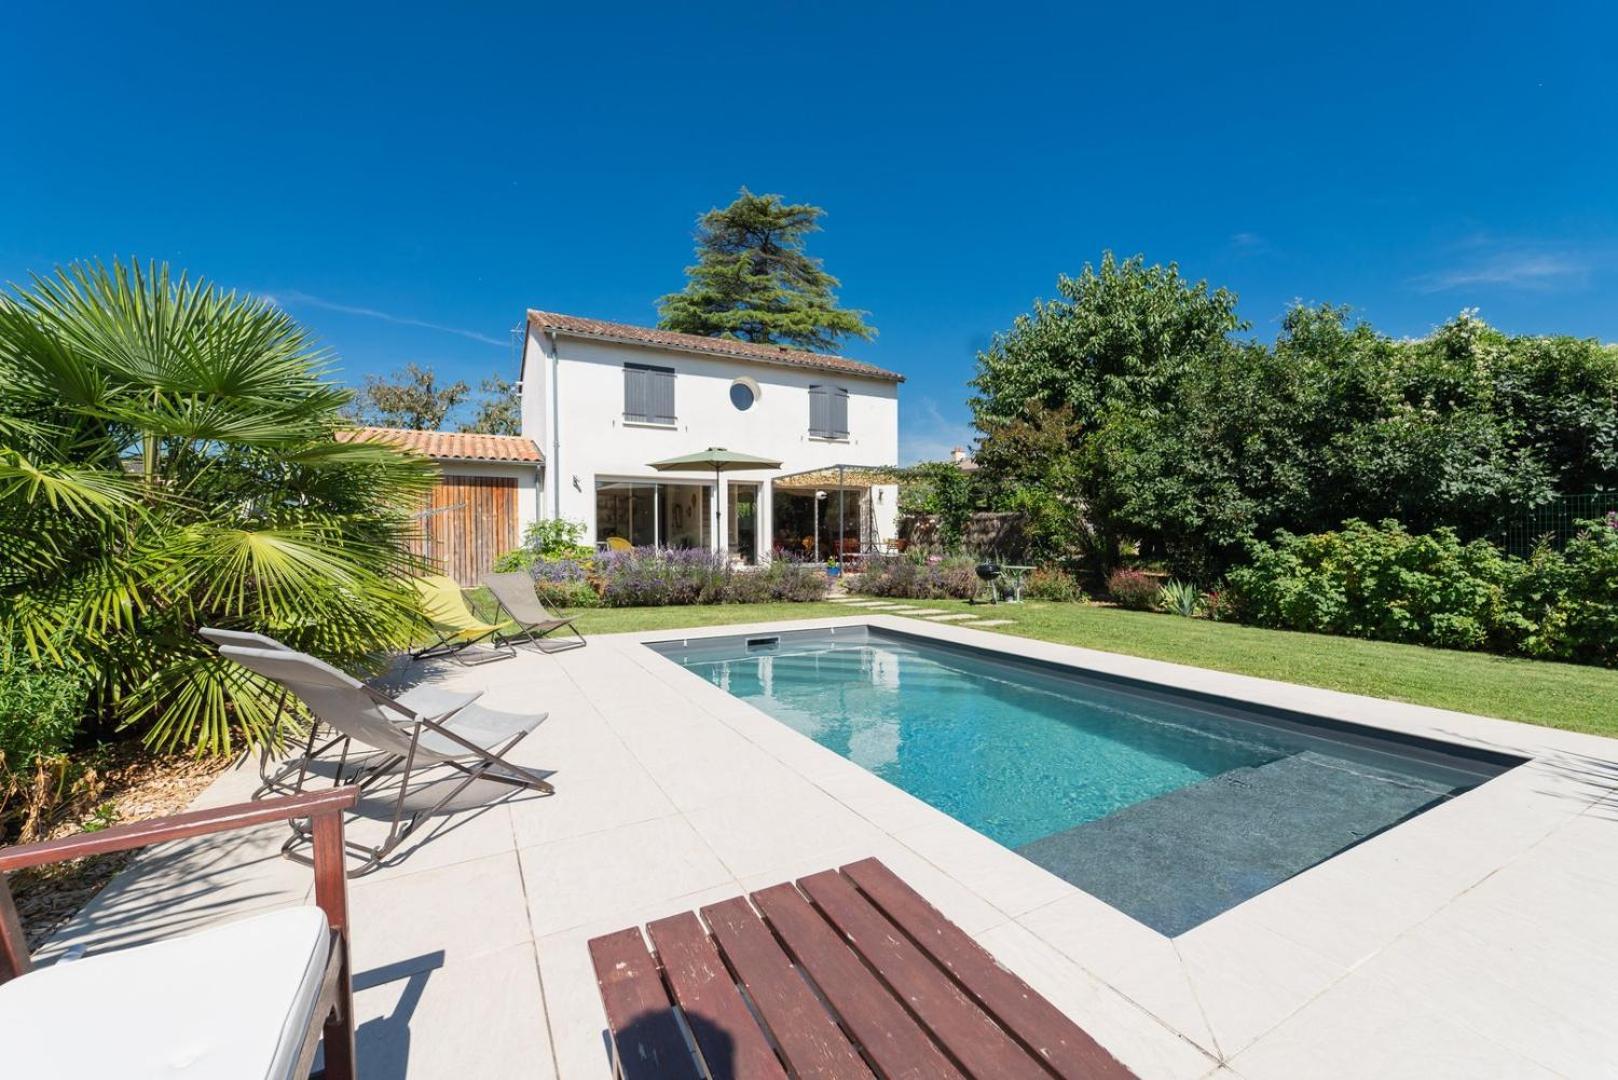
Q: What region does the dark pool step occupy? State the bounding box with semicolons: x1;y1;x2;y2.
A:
1015;751;1454;937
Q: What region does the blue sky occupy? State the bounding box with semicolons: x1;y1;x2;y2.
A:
4;2;1615;462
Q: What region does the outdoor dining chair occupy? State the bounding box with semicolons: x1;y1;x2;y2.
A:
480;571;587;652
0;788;361;1080
218;644;554;876
410;573;516;664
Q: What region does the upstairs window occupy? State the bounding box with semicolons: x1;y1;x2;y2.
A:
808;384;849;438
623;363;675;425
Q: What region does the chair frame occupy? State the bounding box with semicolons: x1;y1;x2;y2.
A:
479;572;587;653
410;623;515;666
0;788;361;1080
217;645;554;877
278;681;554;877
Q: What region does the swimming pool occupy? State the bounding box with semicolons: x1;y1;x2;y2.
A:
648;625;1520;935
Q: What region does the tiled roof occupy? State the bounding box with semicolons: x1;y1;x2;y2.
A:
527;310;904;383
337;427;544;463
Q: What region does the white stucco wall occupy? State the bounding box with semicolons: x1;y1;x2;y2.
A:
519;327;900;559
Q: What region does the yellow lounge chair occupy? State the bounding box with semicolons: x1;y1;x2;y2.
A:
604;535;633;552
410;574;516;664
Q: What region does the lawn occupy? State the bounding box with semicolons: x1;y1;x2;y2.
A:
562;597;1618;739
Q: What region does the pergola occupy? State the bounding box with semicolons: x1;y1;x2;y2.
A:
772;464;901;563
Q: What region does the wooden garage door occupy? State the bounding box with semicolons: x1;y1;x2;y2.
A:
418;474;519;586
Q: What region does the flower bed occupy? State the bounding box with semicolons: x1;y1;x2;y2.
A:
518;547;828;608
844;554;980;600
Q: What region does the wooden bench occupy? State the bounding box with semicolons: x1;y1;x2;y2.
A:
587;857;1137;1079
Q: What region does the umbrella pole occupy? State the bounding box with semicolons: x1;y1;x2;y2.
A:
838;465;845;567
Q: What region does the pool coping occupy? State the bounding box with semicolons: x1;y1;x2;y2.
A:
619;612;1618;1073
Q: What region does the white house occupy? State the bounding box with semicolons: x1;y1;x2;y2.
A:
517;310;904;564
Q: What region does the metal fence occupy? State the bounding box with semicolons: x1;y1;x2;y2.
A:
1503;492;1618;556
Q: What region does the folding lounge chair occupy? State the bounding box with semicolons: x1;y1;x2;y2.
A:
199;627;481;798
219;644;553;876
1;788;361;1080
480;571;587;652
410;573;516;664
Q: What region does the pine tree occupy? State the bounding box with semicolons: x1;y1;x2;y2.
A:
658;189;875;352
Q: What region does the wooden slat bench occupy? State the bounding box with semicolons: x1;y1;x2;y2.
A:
587;857;1137;1079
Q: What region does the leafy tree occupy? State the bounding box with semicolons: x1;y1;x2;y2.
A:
970;253;1245;571
351;362;469;429
462;376;520;435
0;260;435;754
1097;304;1618;576
899;462;977;549
658;188;875;352
974;404;1102;564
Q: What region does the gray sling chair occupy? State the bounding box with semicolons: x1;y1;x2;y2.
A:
199;628;481;798
218;644;554;877
480;571;588;652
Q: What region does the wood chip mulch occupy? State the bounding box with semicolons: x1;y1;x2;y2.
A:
9;748;234;948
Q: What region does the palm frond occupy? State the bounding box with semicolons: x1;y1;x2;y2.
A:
1;258;432;754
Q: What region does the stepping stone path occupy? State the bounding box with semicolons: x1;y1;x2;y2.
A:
923;613;979;622
962;619;1014;626
895;608;945;616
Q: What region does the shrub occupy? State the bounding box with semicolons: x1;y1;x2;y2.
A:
0;651;87;843
1107;568;1160;610
0;655;85;776
580;548;830;607
526;557;600;609
1225;519;1533;652
494;518;592;573
1201;588;1237;622
1022;566;1084;602
1519;520;1618;665
848;554;981;600
1157;579;1200;617
595;548;719;606
759;559;830;603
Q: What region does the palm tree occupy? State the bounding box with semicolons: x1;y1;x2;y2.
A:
0;261;436;754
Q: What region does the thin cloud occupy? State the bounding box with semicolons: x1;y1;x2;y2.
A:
901;397;976;466
265;289;508;347
1229;231;1270;254
1414;250;1591;293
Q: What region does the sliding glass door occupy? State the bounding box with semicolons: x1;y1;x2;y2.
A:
595;480;710;550
658;484;709;549
728;483;759;564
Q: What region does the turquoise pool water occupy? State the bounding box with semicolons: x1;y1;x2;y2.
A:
650;627;1517;935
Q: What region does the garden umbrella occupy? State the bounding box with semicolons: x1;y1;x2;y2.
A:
647;447;782;552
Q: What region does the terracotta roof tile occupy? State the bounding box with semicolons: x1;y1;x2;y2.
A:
337;427;544;463
527;309;904;382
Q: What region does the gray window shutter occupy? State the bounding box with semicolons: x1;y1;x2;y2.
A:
623;365;647;421
809;384;829;436
830;386;849;438
624;364;675;423
649;367;675;425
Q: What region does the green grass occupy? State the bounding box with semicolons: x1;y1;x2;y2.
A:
558;595;1618;739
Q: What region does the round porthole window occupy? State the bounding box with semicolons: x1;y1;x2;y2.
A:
729;379;757;411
